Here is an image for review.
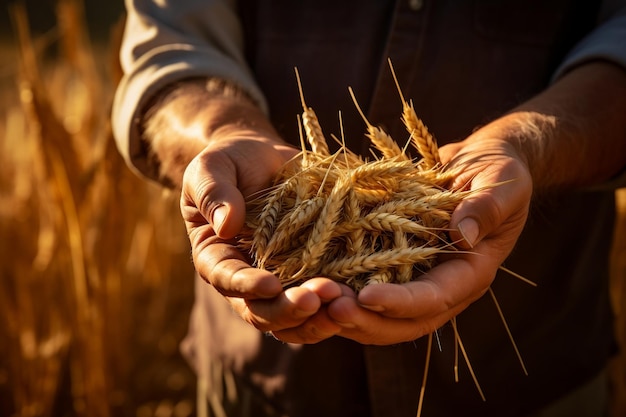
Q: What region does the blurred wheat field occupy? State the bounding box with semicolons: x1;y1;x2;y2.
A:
0;1;196;416
610;189;626;417
0;1;625;417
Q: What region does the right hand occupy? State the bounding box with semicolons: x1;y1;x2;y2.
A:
180;129;347;342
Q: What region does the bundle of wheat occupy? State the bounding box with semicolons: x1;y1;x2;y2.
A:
238;65;534;417
241;66;474;292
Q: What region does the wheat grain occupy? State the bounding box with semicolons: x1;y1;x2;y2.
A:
259;197;324;268
295;68;330;156
387;58;441;169
297;175;351;277
320;246;444;280
349;87;406;160
403;102;441;169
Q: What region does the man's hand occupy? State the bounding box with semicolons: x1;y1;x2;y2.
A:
321;61;626;345
180;125;350;343
140;79;349;343
322;133;533;345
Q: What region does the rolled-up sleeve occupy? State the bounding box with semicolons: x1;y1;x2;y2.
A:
111;0;267;177
551;3;626;189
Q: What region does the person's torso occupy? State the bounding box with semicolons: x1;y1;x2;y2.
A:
203;2;617;416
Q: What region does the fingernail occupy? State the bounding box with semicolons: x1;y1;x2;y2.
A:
294;308;315;319
457;218;479;248
211;204;228;234
360;304;385;312
335;321;356;329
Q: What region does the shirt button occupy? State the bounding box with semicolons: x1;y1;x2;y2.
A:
409;0;424;11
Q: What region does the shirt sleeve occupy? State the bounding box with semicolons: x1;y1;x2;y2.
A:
550;4;626;190
111;0;267;177
552;5;626;80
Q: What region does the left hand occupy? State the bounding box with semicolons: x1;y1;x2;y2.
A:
319;61;626;345
314;131;533;345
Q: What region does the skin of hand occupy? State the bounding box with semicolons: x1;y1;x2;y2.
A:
318;130;533;345
146;62;626;345
180;133;347;340
144;80;348;341
316;61;626;345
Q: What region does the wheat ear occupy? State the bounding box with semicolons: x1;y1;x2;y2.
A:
320;246;445;279
259;196;325;268
348;87;406;160
295;68;330;156
296;175;351;278
387;59;441;169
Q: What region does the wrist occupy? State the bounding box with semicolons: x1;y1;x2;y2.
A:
492;111;554;183
139;77;280;187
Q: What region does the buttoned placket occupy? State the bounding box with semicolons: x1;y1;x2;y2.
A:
409;0;424;12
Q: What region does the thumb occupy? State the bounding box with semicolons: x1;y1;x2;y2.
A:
448;176;530;251
454;216;481;249
180;150;246;240
205;191;246;239
447;177;501;249
449;196;490;251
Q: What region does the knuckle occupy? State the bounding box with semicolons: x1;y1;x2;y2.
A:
196;180;220;218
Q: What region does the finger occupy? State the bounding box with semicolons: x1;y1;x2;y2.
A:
271;307;343;344
448;156;532;250
181;149;246;239
300;277;345;303
193;233;282;298
449;186;527;250
327;296;442;345
228;285;322;332
269;280;350;343
353;252;495;320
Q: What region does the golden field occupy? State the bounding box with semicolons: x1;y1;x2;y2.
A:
0;1;625;416
0;2;196;416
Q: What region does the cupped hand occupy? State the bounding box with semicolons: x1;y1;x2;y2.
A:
180;130;346;342
326;134;533;345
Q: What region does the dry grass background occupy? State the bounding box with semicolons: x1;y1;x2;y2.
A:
610;189;626;417
0;1;625;416
0;1;196;416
